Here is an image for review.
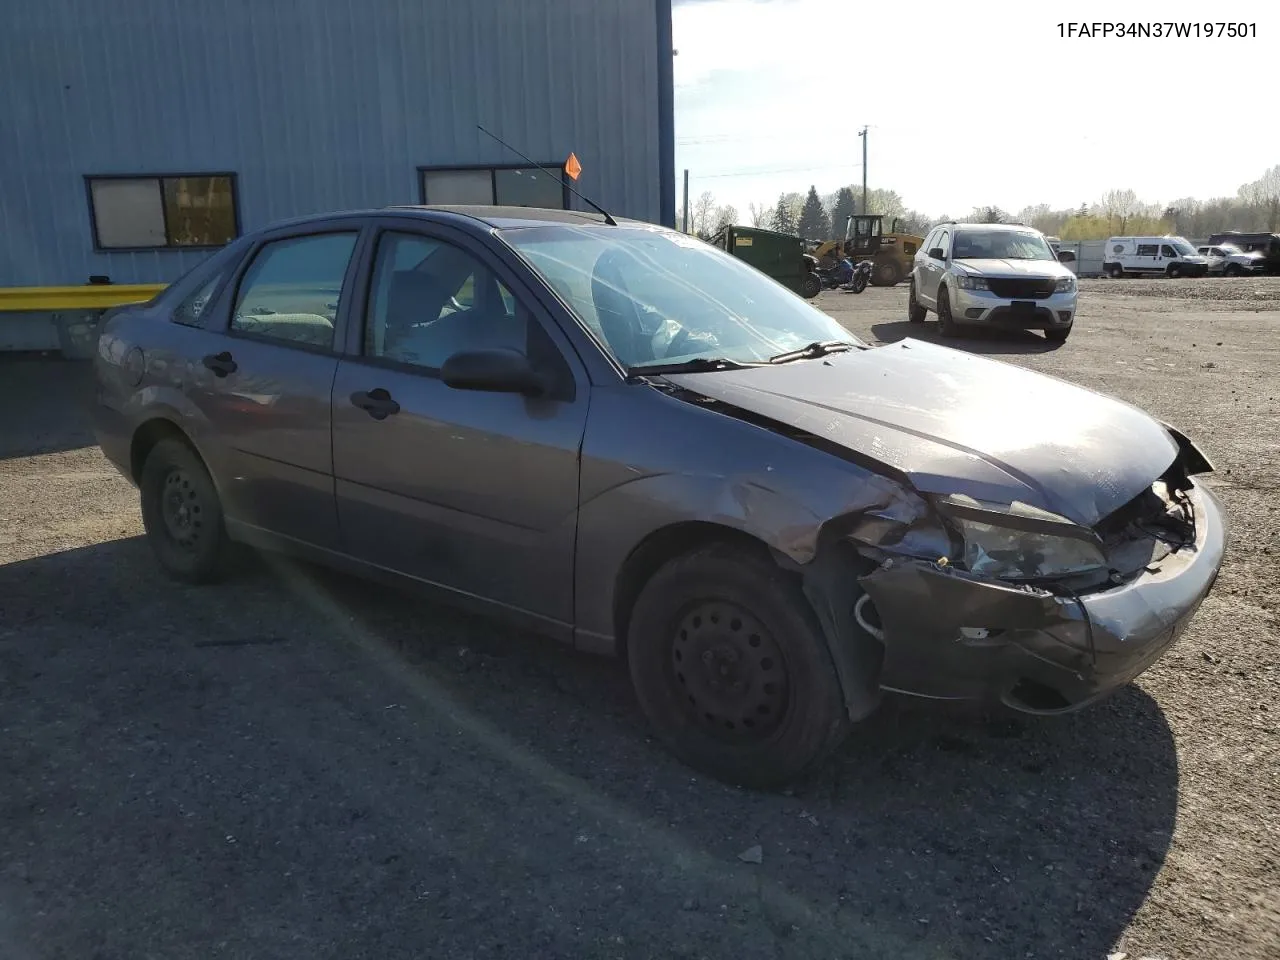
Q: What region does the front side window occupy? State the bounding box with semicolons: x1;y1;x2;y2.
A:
1161;244;1179;258
364;231;528;370
88;175;237;250
501;225;862;370
420;167;566;209
952;230;1055;261
230;232;358;349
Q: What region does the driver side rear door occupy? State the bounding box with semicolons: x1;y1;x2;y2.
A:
330;219;590;632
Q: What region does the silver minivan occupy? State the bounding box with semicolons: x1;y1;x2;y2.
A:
908;222;1078;342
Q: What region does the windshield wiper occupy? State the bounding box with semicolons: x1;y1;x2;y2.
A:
628;356;757;376
769;340;855;364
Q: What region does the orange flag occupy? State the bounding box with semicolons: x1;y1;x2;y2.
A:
564;152;582;181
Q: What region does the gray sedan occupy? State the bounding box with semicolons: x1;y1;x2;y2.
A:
94;206;1226;788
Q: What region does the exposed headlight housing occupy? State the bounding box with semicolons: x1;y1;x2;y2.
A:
953;273;989;291
1054;275;1076;292
936;494;1106;581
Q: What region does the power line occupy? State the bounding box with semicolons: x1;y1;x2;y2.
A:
695;162;863;180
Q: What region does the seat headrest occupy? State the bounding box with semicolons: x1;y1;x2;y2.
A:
387;270;450;329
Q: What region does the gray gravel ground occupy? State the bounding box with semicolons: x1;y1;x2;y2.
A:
1;276;1277;960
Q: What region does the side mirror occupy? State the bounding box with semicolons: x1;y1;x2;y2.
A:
928;247;946;260
1057;250;1076;263
440;348;548;396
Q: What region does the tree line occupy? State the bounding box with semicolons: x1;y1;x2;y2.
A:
684;164;1280;242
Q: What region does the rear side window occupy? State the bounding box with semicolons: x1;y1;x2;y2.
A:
1137;244;1158;256
231;232;358;349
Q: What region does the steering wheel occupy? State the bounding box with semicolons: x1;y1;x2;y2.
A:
663;326;720;359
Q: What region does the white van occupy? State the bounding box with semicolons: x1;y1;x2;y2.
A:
1102;236;1209;279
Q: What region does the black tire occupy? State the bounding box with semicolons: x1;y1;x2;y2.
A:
1107;263;1124;279
1167;264;1181;279
907;281;927;322
936;286;959;337
850;273;868;294
1224;263;1242;277
139;437;233;584
626;544;850;789
1045;326;1071;343
871;259;901;287
800;273;822;299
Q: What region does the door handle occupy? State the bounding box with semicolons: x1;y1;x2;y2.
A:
202;351;237;377
350;387;400;421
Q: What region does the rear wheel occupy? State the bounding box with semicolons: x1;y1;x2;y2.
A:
908;281;927;322
139;438;233;584
800;272;822;299
1107;263;1124;279
626;545;850;789
936;286;960;337
871;259;901;287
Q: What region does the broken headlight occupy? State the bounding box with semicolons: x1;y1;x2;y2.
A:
938;496;1107;581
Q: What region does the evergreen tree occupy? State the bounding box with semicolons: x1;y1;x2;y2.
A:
771;193;797;235
829;187;856;240
796;186;830;241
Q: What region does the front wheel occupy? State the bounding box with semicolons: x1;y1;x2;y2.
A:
1167;264;1182;279
800;272;822;299
139;437;234;584
936;286;960;337
850;273;868;294
1224;263;1242;277
871;259;901;287
626;545;850;789
1045;326;1071;343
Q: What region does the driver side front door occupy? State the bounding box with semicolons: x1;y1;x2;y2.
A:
330;223;589;632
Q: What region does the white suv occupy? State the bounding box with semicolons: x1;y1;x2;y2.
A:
908;223;1078;343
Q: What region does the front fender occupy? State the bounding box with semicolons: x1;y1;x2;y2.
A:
573;383;934;643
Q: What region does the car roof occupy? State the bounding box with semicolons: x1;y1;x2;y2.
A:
254;205;648;236
951;222;1040;232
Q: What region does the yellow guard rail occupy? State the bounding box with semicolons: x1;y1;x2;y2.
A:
0;284;167;312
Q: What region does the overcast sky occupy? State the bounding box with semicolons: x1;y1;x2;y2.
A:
673;0;1280;218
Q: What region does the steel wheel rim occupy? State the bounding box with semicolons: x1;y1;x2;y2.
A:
670;601;789;742
160;468;204;550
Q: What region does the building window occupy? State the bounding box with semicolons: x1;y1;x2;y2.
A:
419;166;567;209
87;174;238;250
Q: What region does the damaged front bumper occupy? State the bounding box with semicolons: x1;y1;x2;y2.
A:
859;480;1226;714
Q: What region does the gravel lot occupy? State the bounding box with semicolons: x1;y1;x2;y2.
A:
1;277;1277;959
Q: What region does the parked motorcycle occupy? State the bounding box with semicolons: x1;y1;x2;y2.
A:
816;258;855;289
816;258;874;293
840;259;875;294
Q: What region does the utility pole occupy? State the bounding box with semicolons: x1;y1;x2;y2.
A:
682;169;690;233
857;126;868;214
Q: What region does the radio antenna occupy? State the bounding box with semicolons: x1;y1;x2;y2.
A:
477;124;617;226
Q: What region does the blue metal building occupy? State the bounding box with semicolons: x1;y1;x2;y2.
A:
1;0;675;300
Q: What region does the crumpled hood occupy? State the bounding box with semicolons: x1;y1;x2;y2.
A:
952;258;1072;278
665;339;1181;527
